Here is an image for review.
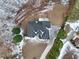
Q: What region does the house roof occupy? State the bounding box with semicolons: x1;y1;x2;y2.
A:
63;51;77;59
27;20;50;39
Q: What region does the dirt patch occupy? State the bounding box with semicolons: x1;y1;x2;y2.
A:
48;3;68;26
0;43;12;58
22;41;47;59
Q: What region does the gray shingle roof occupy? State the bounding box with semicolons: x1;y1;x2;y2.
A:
27;20;50;39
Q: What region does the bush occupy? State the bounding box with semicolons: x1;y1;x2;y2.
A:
12;27;20;34
13;35;22;43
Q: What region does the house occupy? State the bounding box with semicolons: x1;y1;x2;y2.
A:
27;19;50;39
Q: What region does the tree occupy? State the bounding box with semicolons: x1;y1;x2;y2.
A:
12;27;20;34
68;0;79;20
13;35;22;44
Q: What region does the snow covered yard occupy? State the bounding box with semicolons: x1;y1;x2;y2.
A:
0;0;28;58
58;20;79;59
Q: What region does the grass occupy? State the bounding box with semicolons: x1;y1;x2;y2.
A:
46;28;67;59
46;15;68;59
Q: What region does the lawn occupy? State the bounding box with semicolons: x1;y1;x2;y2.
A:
46;28;67;59
46;16;68;59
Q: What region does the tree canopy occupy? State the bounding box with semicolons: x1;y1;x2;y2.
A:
12;27;20;34
68;0;79;20
13;35;22;43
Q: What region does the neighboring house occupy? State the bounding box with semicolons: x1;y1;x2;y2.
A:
59;20;79;59
62;30;76;44
73;35;79;47
64;24;72;33
62;51;77;59
58;35;79;59
58;41;79;59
